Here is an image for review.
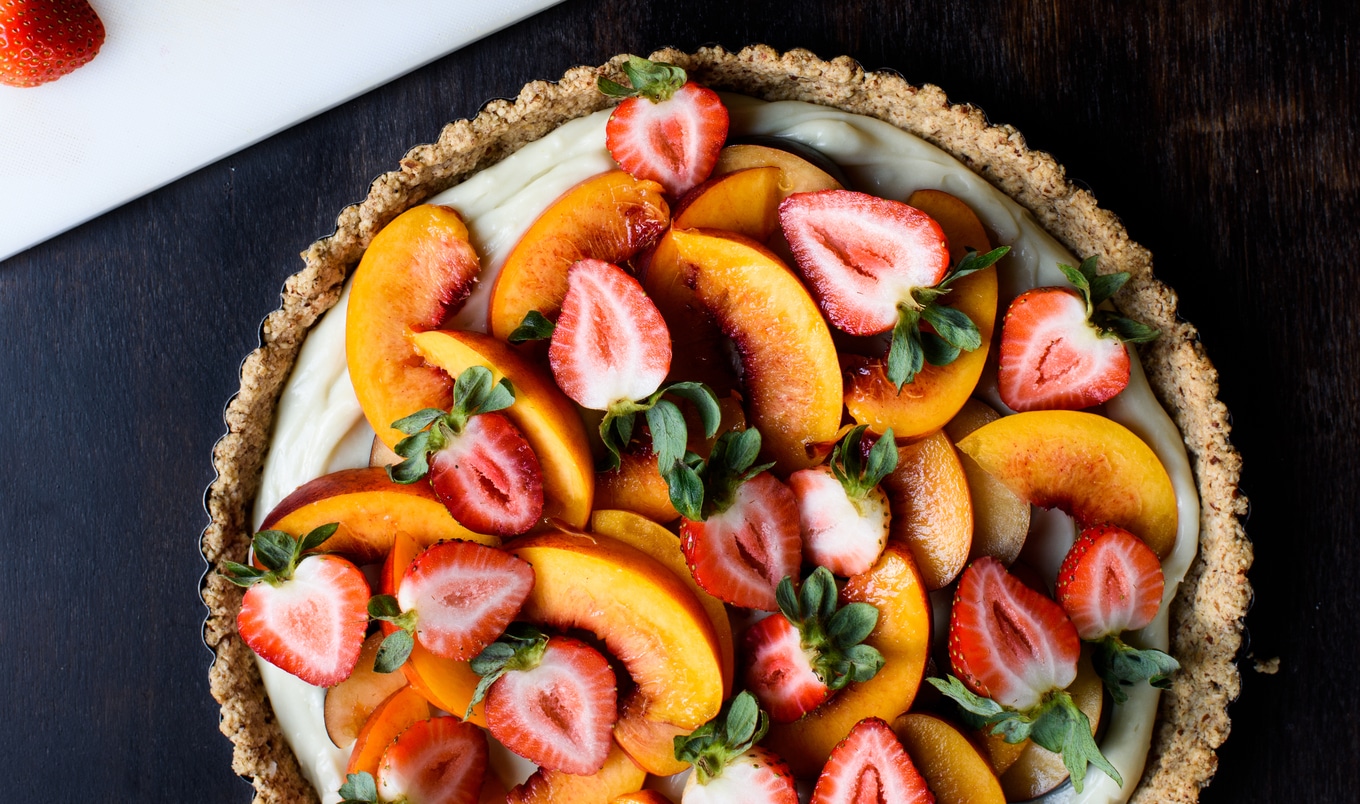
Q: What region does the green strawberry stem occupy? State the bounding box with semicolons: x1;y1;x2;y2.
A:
387;366;516;484
673;691;769;784
464;624;551;717
665;427;774;523
829;425;898;500
776;568;884;689
597;56;688;103
596;380;720;481
367;594;419;673
929;674;1123;792
1058;255;1160;344
337;771;378;804
220;523;338;588
1092;635;1180;704
507;309;556;343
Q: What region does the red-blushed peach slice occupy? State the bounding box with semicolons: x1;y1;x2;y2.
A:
611;692;691;777
666;228;842;473
508;740;648;804
595;445;680;524
259;467;495;563
943;399;1031;565
324;632;411;749
712;144;844;200
763;544;932;776
893;713;1005;804
673;166;783;240
610;791;672;804
488;170;669;340
956;410;1178;557
881;430;974;590
380;533;487;727
347;204;480;449
409;329;593;528
590;509;735;694
507;531;724;730
844;190;999;440
995;651;1105;799
344;687;431;777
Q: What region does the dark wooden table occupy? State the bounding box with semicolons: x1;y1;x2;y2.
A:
0;0;1351;800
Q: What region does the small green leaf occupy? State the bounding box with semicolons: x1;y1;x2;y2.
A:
1088;272;1130;309
388;431;433;484
220;561;265;587
367;594;402;619
253;530;295;573
725;690;759;747
928;675;1006;719
453;366;495;415
1026;691;1122;791
920;331;962;366
921;302;981;352
775;577;801;622
946;246;1010;285
298;522;339;554
475;379;516;416
725;428;763;475
1093;312;1161;344
390;407;445;435
664;381;722;438
827;602;879;648
842;643;885;684
646;399;689;470
663;461;705;522
338;770;378;803
596;76;635;97
887;312;925;389
1095;636;1180;704
863;428;898;487
800;567;837;620
508;310;556;343
374;630;414;673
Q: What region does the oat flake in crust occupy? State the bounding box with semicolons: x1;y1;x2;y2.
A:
202;44;1251;804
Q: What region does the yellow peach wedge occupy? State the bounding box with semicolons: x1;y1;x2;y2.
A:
844;189;999;439
509;740;647;804
594;445;680;524
956;410;1177;557
611;692;691;777
323;632;410;749
893;713;1005;804
344;686;431;777
259;467;494;563
712;143;844;200
409;329;593;528
881;430;974;590
763;545;932;776
507;531;724;729
488;170;669;341
943;399;1031;565
347;204;480;449
666;228;842;473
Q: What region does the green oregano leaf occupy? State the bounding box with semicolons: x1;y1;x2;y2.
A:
508;310;556;343
374;630;414;674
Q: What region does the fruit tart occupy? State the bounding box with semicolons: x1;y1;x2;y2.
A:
202;45;1251;804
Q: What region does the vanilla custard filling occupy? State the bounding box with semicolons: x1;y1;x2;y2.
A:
251;95;1199;804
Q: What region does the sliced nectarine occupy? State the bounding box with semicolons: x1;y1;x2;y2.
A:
893;713;1005;804
997;651;1105;799
409;329;594;528
672;166;783;240
712;143;843;199
508;740;647;804
488;170;669;340
882;430;974;590
344;687;431;777
324;632;410;749
610;791;672;804
590;508;735;694
595;445;680;524
611;691;691;777
844;190;999;440
260;467;494;563
956;410;1177;556
666;228;842;473
347;204;480;448
507;531;724;730
763;544;932;776
943;399;1030;565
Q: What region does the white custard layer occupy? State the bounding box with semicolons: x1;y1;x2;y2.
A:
250;95;1199;804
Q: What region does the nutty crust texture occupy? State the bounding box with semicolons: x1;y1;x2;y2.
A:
202;45;1250;803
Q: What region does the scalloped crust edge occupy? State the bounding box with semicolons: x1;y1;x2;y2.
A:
201;44;1251;804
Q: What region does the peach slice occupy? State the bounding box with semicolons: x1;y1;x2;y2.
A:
882;430;974;590
595;445;679;524
943;399;1031;565
508;531;724;729
324;632;410;749
611;692;691;777
508;740;647;804
666;228;842;473
996;652;1105;799
763;544;932;776
712;143;844;199
344;686;431;777
843;190;999;439
380;533;487;727
409;329;594;528
259;467;494;563
611;791;672;804
893;713;1005;804
347;204;481;449
955;410;1178;557
488;170;669;340
672;166;784;240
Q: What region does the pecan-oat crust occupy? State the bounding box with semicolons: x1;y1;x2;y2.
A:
202;44;1250;803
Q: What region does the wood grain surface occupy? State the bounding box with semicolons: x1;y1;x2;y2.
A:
0;0;1352;800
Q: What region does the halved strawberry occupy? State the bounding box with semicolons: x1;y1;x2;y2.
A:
467;626;617;775
388;365;544;536
998;256;1160;412
780;191;1007;388
224;524;369;687
677;429;801;610
369;539;534;666
1057;525;1179;702
789;425;897;577
336;715;488;804
743;567;883;723
675;691;798;804
810;717;934;804
599;56;730;198
929;556;1121;792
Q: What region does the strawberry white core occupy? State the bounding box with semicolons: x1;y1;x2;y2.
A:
789;466;889;577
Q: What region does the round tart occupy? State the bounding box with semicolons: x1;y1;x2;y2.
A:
202;45;1251;804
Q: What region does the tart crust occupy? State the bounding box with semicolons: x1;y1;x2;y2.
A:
202;45;1251;804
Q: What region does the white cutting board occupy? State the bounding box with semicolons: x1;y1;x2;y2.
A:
0;0;564;261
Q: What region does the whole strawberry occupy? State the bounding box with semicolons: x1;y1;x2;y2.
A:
0;0;105;88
